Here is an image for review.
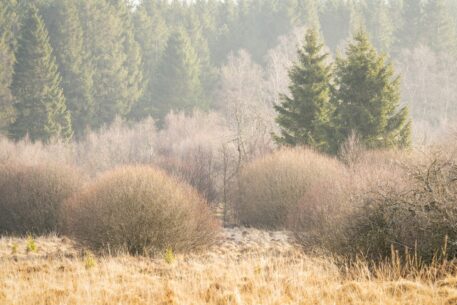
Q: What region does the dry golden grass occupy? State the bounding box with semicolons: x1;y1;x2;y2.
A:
2;229;457;305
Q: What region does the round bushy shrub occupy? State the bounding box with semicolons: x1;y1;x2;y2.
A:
236;148;346;229
0;163;83;235
61;166;220;255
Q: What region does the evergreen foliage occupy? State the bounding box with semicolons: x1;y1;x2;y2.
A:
395;0;424;50
78;0;138;128
303;0;321;32
185;10;216;108
366;0;394;52
153;29;203;123
0;0;19;131
42;0;93;137
274;29;334;153
129;3;169;120
9;5;72;142
333;31;411;150
210;0;237;64
349;2;367;34
423;0;457;54
112;0;144;118
320;0;351;51
0;0;453;142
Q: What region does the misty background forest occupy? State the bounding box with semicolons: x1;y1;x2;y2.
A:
1;0;456;144
4;2;457;303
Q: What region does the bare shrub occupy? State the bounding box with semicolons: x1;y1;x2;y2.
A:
0;117;157;178
61;166;220;255
288;169;352;251
398;46;457;136
155;111;233;203
0;163;83;235
290;149;413;254
289;146;457;262
75;117;157;176
217;50;276;163
0;135;74;166
343;147;457;262
265;27;308;106
236;148;345;229
338;131;365;165
0;114;244;215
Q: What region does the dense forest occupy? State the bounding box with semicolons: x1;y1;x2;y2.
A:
1;0;456;142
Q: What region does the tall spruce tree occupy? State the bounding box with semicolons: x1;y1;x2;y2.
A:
304;0;321;31
395;0;424;51
42;0;93;137
290;0;320;30
349;2;367;34
185;11;216;109
153;29;203;123
0;0;19;49
211;0;237;63
78;0;139;128
366;0;395;52
423;0;457;54
274;29;335;153
9;5;72;142
320;0;351;51
129;3;169;120
0;0;19;131
110;0;143;116
333;31;411;150
0;36;14;129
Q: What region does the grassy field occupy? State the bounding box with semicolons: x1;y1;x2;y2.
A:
2;228;457;305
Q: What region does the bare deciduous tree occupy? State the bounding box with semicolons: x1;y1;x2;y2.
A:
397;46;457;143
217;49;275;165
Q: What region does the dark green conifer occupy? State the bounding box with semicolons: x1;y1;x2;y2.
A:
129;3;169;120
366;0;394;52
320;0;351;51
423;0;457;54
333;31;411;150
10;5;72;142
153;29;203;123
0;0;19;131
78;0;140;128
274;29;334;153
395;0;424;50
111;0;143;116
42;0;93;137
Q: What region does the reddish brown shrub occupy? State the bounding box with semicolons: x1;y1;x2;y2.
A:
61;166;220;255
0;163;83;235
288;171;352;250
346;148;457;262
290;149;411;254
236;148;345;229
290;146;457;262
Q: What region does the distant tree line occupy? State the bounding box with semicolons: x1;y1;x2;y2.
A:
0;0;456;142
